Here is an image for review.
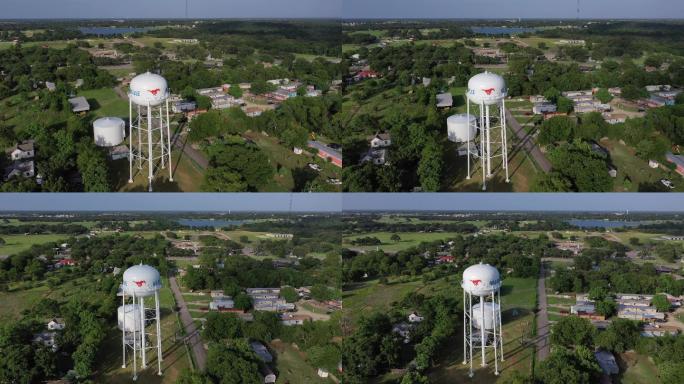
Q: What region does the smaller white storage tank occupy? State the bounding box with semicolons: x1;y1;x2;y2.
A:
93;117;125;147
447;114;477;143
117;304;142;332
472;302;501;330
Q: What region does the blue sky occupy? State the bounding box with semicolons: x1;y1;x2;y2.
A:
0;193;341;212
342;0;684;19
0;193;682;213
3;0;682;19
342;193;684;212
3;0;341;19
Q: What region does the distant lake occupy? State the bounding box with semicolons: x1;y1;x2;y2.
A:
567;219;644;229
177;218;249;228
78;27;149;36
471;26;538;35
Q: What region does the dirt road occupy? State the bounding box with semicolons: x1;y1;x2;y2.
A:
506;110;552;173
535;261;551;362
169;276;207;371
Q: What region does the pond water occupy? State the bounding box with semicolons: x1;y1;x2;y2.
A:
471;26;538;35
177;218;248;228
78;27;149;36
567;219;645;229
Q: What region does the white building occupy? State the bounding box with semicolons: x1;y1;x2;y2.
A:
370;133;391;148
408;312;424;323
9;140;35;161
47;318;66;331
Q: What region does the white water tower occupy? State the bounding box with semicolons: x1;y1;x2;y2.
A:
93;117;126;147
120;264;163;380
128;72;173;192
462;262;504;377
465;72;510;190
447;113;478;177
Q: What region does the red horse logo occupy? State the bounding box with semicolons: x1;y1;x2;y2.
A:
470;279;482;286
482;88;496;95
133;280;146;287
148;88;161;96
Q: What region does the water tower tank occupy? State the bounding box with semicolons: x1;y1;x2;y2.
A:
462;262;501;296
117;304;143;332
447;114;477;143
93;117;125;147
472;302;501;330
466;72;507;106
122;264;162;297
129;72;168;107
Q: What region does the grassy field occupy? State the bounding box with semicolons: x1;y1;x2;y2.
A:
93;276;193;383
620;351;662;384
343;231;466;253
428;277;537;383
78;87;130;118
114;138;204;192
602;138;684;192
270;340;334;383
0;233;68;256
345;275;537;383
242;130;341;192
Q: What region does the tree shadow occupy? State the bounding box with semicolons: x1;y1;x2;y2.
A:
291;166;319;192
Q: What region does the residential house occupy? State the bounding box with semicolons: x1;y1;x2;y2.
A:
251;341;273;363
666;153;684;177
172;100;197;113
68;96;90;113
307;141;342;168
280;313;312;326
436;92;453;108
408;313;424;323
392;322;414;344
369;133;391;148
209;298;235;311
33;332;59;352
9;140;35;161
533;102;557;115
4;160;35;181
47;318;65;331
595;350;619;376
109;145;129;161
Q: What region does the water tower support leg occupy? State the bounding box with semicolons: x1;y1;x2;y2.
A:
493;291;499;375
468;293;474;378
122;292;126;368
159;106;165;169
140;296;147;368
481;296;486;367
132;292;137;381
147;103;154;192
137;105;142;170
480;105;486;190
128;100;133;183
156;290;163;375
499;288;505;361
501;99;509;183
466;102;471;179
486;105;492;178
166;99;174;182
463;289;467;365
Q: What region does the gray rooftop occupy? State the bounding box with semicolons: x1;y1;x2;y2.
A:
436;92;453;108
68;96;90;113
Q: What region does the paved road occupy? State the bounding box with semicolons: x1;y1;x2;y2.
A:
173;134;209;169
535;261;551;362
169;276;207;371
506;110;552;173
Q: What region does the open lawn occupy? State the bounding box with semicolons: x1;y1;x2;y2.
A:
243;130;341;192
602;138;684;192
343;231;466;253
79;87;130;118
270;340;334;383
93;277;192;384
0;233;68;256
620;351;662;384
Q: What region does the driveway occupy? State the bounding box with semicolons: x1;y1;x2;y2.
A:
506;110;552;173
535;261;551;362
169;276;207;371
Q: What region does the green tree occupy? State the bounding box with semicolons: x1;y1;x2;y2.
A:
595;88;613;104
538;116;575;145
550;316;596;348
535;346;601;384
595;318;640;353
652;294;671;312
280;286;299;303
390;233;401;242
417;137;443;192
595;299;617;318
206;341;262;384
